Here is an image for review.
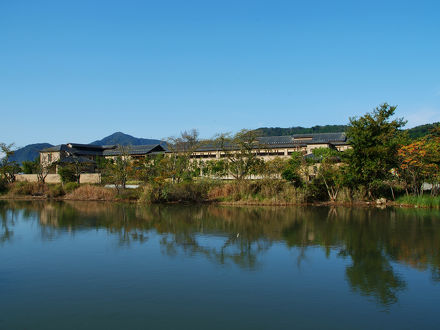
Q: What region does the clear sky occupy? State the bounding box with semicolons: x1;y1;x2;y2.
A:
1;0;439;147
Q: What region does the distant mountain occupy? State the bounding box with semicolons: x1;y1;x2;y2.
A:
90;132;165;146
9;143;53;164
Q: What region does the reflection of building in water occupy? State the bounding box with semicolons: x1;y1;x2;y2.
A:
39;203;61;227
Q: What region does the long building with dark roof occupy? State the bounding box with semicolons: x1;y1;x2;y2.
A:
189;132;350;159
39;132;350;171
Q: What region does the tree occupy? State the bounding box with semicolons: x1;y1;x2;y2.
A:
22;159;38;174
166;129;201;182
312;148;343;201
103;145;134;192
398;127;440;196
202;159;228;178
259;157;288;179
0;143;21;183
216;129;261;181
345;103;406;197
281;151;307;187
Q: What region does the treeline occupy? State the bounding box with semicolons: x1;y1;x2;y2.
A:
254;125;348;136
255;121;439;140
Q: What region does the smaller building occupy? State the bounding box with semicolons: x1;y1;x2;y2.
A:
40;143;167;172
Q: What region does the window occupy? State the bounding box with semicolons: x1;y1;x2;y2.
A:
47;153;52;162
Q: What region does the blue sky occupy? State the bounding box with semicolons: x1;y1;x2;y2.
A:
1;0;439;147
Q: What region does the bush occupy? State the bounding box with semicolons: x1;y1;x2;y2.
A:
64;182;80;194
206;180;307;204
47;184;65;198
10;182;45;196
140;180;214;203
306;176;329;202
58;166;77;183
65;185;116;201
115;188;142;201
0;179;7;194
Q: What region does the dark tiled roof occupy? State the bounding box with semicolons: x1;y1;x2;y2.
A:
41;143;165;157
58;156;96;164
67;143;114;150
292;132;346;143
103;144;166;156
192;132;347;152
40;144;71;152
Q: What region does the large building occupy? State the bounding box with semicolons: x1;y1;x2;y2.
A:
189;132;349;160
39;133;350;170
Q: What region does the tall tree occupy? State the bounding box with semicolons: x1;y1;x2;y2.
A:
345;103;406;197
104;145;133;192
216;129;261;181
398;127;440;196
166;129;201;182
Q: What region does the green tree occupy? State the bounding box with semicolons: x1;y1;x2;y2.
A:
0;143;21;183
166;129;201;182
216;129;262;181
312;147;344;201
345;103;406;197
58;164;78;183
281;151;305;187
22;159;39;174
103;145;134;192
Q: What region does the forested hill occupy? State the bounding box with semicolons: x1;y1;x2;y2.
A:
254;125;348;137
406;122;439;139
255;123;439;139
9;143;53;164
90;132;164;146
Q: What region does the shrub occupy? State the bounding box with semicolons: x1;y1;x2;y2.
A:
58;166;77;183
306;176;329;202
10;182;45;196
0;179;7;194
64;182;80;194
65;185;116;201
47;184;65;198
140;180;214;203
115;188;142;201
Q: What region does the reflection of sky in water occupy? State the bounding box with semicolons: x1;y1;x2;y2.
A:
0;202;439;329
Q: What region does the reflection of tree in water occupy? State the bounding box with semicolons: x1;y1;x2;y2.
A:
140;205;276;269
2;201;440;306
282;207;440;306
0;201;14;244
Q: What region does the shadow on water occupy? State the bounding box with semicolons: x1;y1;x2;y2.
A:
1;200;440;307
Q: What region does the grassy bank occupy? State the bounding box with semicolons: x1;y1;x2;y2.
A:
2;180;440;208
395;195;440;208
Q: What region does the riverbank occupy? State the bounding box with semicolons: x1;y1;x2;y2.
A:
2;181;439;209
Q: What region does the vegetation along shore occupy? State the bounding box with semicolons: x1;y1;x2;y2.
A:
1;103;439;208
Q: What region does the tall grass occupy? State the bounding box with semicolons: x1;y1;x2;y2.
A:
139;179;307;204
396;194;440;208
65;185;116;201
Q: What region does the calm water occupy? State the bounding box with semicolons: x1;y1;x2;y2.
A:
1;201;439;329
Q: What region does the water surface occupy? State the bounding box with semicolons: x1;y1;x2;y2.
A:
1;201;439;329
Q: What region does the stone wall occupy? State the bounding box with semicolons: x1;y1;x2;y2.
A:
15;173;101;184
79;173;101;184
